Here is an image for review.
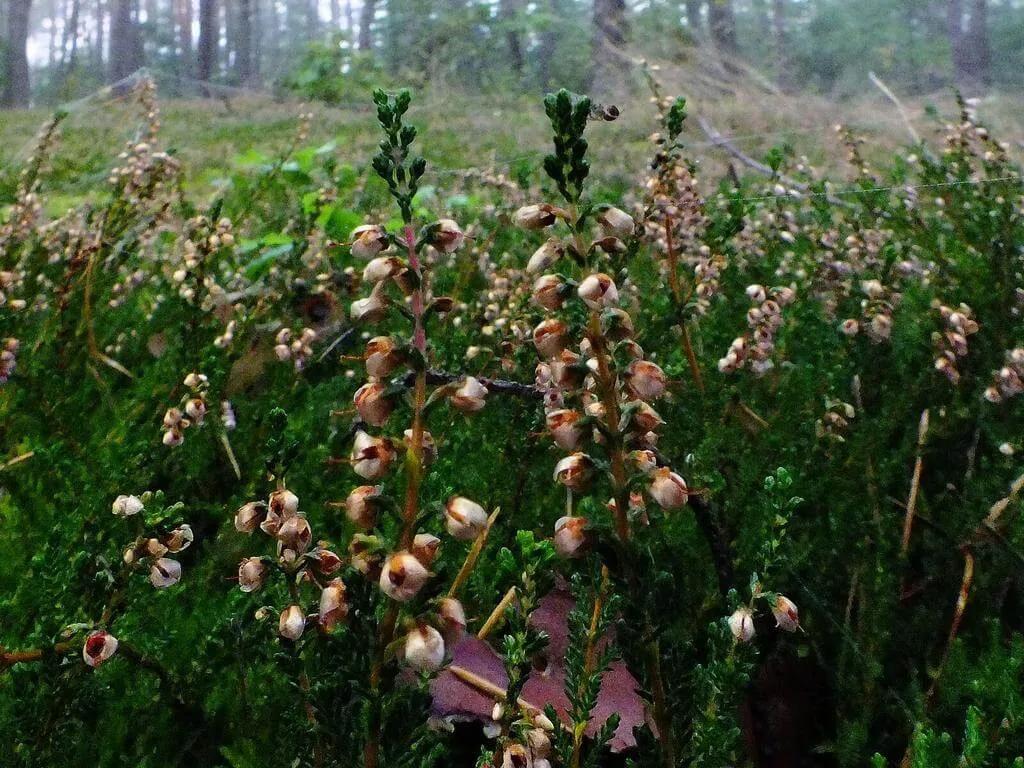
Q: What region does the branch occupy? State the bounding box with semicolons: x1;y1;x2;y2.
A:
696;114;851;208
395;369;545;401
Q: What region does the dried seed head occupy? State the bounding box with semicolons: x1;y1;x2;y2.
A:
533;318;569;359
626;360;667;400
532;274;566;311
546;409;585;451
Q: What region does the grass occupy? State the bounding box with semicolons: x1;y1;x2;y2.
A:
2;65;1021;215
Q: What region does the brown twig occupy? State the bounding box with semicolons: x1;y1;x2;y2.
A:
900;410;930;556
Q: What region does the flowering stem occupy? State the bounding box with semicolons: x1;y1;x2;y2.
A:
365;225;428;768
585;311;631;544
664;213;704;394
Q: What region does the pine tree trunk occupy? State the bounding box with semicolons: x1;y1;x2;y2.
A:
177;0;193;66
110;0;144;79
591;0;628;91
358;0;375;50
948;0;988;87
685;0;702;37
772;0;789;89
707;0;736;51
237;0;254;84
499;0;523;77
2;0;33;107
197;0;217;80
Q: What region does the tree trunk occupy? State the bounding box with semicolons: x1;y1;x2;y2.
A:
94;0;106;72
948;0;989;88
591;0;628;91
358;0;375;50
707;0;736;52
684;0;702;37
177;0;193;66
2;0;33;107
538;0;563;88
110;0;144;79
237;0;254;84
197;0;217;80
499;0;523;77
772;0;789;89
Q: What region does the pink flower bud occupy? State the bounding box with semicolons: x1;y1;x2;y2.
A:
513;204;557;230
235;501;266;533
362;255;405;284
546;409;585;451
532;274;566;310
350;224;388;260
238;557;268;592
553;453;595;491
345;485;382;529
553;516;588;558
450;377;488;414
577;273;618;309
350;284;389;323
111;494;144;518
533;319;569;359
405;624;445;672
277;515;313;554
318;579;349;631
527;239;564;273
379;551;430;602
268;489;299;518
772;595;800;632
431;219;465;253
365;336;402;377
83;631;118;668
626;360;666;400
354;381;394;426
149;557;182;588
351;431;396;480
445;497;488;540
278;605;306;641
596;206;634;237
728;607;755;642
648;467;688;510
163;524;194;553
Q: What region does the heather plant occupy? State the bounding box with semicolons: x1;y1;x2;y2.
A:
0;75;1023;768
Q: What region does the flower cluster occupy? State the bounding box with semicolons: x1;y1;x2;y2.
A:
932;302;980;384
162;372;210;447
0;338;18;384
718;284;796;376
273;326;317;371
114;493;193;588
815;398;856;442
984;347;1024;403
234;488;347;639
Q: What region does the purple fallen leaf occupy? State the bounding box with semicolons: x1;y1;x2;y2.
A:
429;635;508;722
